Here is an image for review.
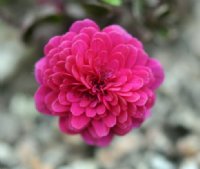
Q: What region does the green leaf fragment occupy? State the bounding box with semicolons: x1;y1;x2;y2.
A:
102;0;122;6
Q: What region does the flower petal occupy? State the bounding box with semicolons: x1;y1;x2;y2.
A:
96;104;106;115
71;103;85;116
52;99;68;112
69;19;99;33
34;58;46;84
34;86;51;115
86;107;96;117
66;92;80;102
147;59;165;90
71;115;90;130
92;120;109;137
59;116;79;134
104;114;116;127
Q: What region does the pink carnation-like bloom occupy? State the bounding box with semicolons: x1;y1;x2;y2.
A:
34;19;164;146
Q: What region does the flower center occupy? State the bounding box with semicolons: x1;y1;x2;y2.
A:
89;71;112;95
91;78;105;94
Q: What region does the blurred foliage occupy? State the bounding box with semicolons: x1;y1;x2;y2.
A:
82;3;111;17
0;0;192;50
0;0;12;5
102;0;122;6
22;14;66;43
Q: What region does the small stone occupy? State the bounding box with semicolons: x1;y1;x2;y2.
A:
96;132;145;168
176;135;200;157
179;159;199;169
59;160;98;169
42;145;67;167
0;20;30;83
145;127;173;155
150;154;176;169
9;93;38;119
0;142;17;167
0;113;22;144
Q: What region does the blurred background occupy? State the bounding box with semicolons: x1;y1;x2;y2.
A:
0;0;200;169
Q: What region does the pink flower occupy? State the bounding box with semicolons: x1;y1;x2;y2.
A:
34;19;164;147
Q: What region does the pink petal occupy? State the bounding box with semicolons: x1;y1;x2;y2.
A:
145;110;151;118
65;55;76;72
130;76;144;90
104;94;113;102
86;107;96;117
75;53;84;67
128;37;143;49
110;93;118;106
121;82;135;92
34;86;51;115
92;120;109;137
117;91;132;97
71;65;80;80
125;45;138;68
90;100;98;108
72;40;88;55
135;49;148;65
34;58;46;84
133;66;152;84
44;36;61;55
81;130;95;145
93;32;112;50
147;59;165;90
132;107;145;119
118;111;128;123
91;38;106;52
124;92;140;103
113;118;133;135
69;19;99;33
135;92;148;106
96;134;113;147
109;52;125;68
114;75;128;86
61;32;76;41
80;98;91;107
71;115;90;130
51;72;65;85
59;116;79;134
108;31;124;47
52;99;68;112
82;129;113;147
104;114;116;127
127;104;137;116
109;59;120;72
58;92;70;105
59;40;71;49
112;44;129;57
80;27;98;38
70;103;85;116
96;104;106;115
103;25;127;35
44;91;58;111
132;117;144;128
72;33;90;44
112;105;121;116
66;92;80;102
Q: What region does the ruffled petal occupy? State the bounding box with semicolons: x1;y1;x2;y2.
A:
81;130;113;147
34;86;51;115
69;19;99;33
92;120;109;137
71;115;90;130
147;59;165;90
34;58;46;84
